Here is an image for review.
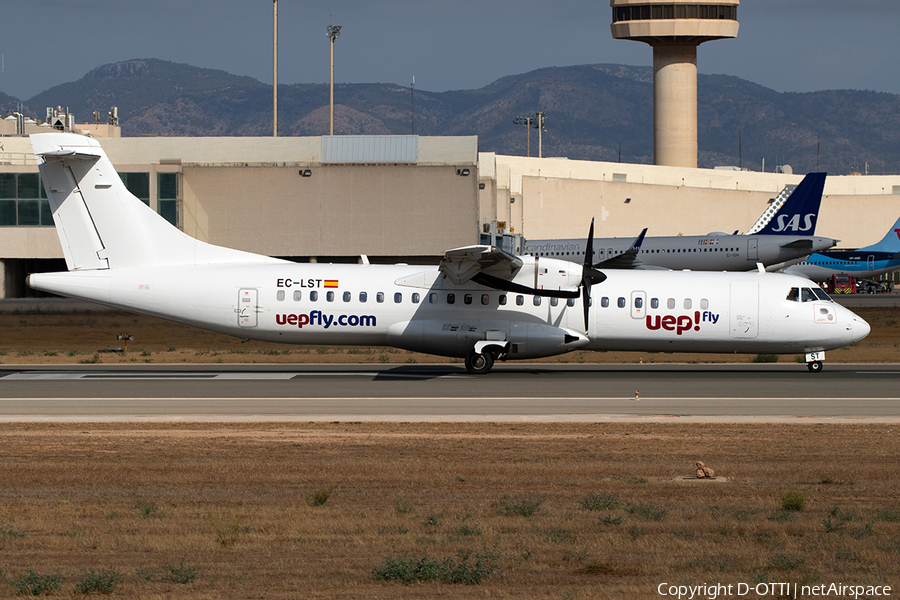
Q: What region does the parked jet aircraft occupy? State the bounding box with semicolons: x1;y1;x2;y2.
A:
785;216;900;282
26;134;869;374
523;173;836;271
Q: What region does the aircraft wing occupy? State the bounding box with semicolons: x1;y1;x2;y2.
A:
439;245;523;285
439;245;590;298
592;228;648;269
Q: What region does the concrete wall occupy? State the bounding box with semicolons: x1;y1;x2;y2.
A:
182;164;478;257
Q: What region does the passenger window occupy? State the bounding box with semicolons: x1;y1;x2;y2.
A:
429;292;437;304
684;298;692;310
650;298;659;309
667;298;675;309
412;293;420;304
276;290;285;301
293;290;302;302
359;291;367;303
343;291;351;302
310;291;318;302
700;299;709;310
550;297;558;307
567;298;576;307
634;297;643;309
801;288;816;302
499;295;507;306
516;295;524;306
464;294;473;305
376;292;384;303
533;296;542;306
617;297;626;308
481;294;490;305
447;293;455;305
394;292;402;303
601;297;609;308
327;291;334;302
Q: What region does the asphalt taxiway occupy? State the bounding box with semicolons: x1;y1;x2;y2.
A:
1;363;898;422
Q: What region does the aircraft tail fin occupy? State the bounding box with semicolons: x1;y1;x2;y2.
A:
31;133;278;271
751;173;826;236
859;216;900;253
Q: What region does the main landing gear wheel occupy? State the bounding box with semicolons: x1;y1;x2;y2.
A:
807;361;823;373
465;350;494;375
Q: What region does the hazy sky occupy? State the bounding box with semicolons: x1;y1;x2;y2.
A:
1;0;899;100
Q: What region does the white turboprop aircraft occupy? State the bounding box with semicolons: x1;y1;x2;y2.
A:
27;133;870;374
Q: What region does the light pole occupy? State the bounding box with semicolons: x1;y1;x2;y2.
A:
534;112;546;158
327;24;342;135
513;116;534;157
272;0;278;137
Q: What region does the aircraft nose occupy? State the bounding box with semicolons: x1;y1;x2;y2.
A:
847;314;871;344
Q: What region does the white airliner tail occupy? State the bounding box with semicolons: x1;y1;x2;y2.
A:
31;133;279;271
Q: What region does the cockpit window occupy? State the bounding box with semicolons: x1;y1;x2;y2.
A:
801;288;817;302
813;288;832;301
786;288;799;302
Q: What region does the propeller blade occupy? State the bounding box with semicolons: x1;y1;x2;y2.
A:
581;218;603;332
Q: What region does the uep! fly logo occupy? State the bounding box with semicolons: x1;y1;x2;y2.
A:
646;311;719;335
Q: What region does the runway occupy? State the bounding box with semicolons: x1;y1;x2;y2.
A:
1;363;898;422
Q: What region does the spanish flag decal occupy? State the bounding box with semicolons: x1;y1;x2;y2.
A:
324;280;339;288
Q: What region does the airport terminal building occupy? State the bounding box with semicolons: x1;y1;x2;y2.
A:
2;131;900;298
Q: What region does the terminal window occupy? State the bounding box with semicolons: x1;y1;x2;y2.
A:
157;172;179;228
0;173;52;227
120;172;150;205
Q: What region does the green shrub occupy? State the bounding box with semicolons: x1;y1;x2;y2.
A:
372;547;499;585
781;489;806;512
74;568;122;594
626;502;668;521
209;513;243;547
10;570;63;596
165;557;198;584
497;494;544;517
752;353;779;363
306;484;335;507
767;552;805;571
578;492;618;511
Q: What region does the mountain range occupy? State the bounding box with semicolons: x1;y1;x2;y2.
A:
3;58;899;175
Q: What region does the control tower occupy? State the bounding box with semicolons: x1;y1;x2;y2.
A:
610;1;739;168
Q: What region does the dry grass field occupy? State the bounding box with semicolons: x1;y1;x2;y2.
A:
0;306;897;365
0;423;899;599
1;309;899;597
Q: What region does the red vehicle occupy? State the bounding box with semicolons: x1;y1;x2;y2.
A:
826;274;857;294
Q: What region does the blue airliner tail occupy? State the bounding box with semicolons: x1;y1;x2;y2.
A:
757;172;826;236
859;216;900;253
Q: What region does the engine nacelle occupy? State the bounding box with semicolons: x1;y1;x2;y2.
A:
510;256;583;295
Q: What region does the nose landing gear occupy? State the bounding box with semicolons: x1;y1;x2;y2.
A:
805;351;824;373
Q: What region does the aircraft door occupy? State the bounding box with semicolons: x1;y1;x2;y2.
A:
747;238;758;261
237;288;258;327
868;255;875;270
630;291;646;319
729;281;758;339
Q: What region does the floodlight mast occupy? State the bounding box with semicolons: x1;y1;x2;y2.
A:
513;116;534;157
327;24;342;135
273;1;278;137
